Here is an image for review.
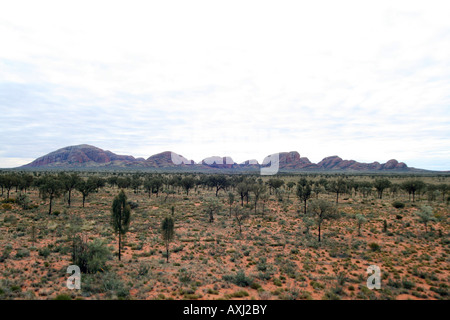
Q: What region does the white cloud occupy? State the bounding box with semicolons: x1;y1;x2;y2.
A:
0;0;449;169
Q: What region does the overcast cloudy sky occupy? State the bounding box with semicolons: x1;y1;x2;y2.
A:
0;0;449;170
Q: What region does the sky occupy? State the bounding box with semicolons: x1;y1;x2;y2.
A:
0;0;449;170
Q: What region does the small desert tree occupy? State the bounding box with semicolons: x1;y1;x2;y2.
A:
312;182;324;199
150;177;164;197
355;214;367;236
3;173;18;199
117;177;131;189
18;173;33;194
327;178;348;204
260;192;269;216
309;199;339;242
208;175;229;197
161;216;175;263
107;176;119;188
180;176;196;196
296;178;312;215
415;205;436;233
302;215;314;235
236;182;249;206
252;182;267;214
267;178;284;195
204;197;222;223
76;179;97;207
233;205;249;235
401;179;426;202
39;175;64;215
228;192;235;217
359;181;373;198
60;172;81;207
438;184;449;202
111;190;131;261
130;175;142;194
374;178;392;199
286;181;296;200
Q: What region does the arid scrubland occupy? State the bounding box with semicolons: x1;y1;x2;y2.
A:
0;172;448;300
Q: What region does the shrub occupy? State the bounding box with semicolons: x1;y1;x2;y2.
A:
0;245;13;262
250;282;262;290
298;291;313;300
322;286;342;300
178;270;193;284
72;236;111;274
15;249;30;259
229;290;249;298
402;278;415;289
38;247;51;258
430;284;448;297
137;264;150;277
223;271;253;287
2;204;12;211
54;294;72;300
82;272;129;299
16;194;31;209
310;280;325;290
4;214;18;224
273;278;282;286
127;201;139;209
392;201;405;209
368;243;381;252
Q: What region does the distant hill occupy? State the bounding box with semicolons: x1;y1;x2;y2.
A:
20;144;422;172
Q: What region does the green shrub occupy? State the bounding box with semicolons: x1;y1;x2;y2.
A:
392;201;405;209
250;282;262;290
229;290;249;298
273;278;283;286
178;269;193;283
322;286;342;300
15;249;30;259
127;201;139;209
16;194;31;209
310;280;325;290
0;245;13;262
430;284;448;296
72;236;111;274
402;278;415;290
82;272;129;299
4;214;18;224
38;247;51;258
2;204;13;211
223;271;253;287
368;243;380;252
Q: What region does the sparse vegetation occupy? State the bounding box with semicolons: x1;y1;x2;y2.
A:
0;171;448;300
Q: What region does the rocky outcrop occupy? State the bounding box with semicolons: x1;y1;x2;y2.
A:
316;155;407;171
21;145;412;172
24;144;136;167
317;156;344;169
382;159;407;170
146;151;195;167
